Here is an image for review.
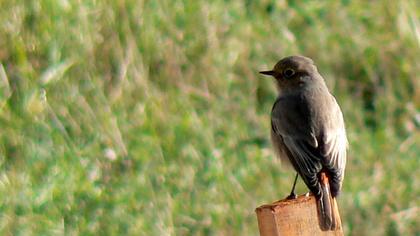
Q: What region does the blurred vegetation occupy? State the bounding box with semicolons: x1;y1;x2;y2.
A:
0;0;419;235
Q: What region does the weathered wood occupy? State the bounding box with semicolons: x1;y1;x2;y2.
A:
255;195;343;236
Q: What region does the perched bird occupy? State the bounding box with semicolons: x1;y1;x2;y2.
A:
260;56;347;231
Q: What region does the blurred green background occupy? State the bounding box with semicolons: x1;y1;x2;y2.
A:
0;0;419;235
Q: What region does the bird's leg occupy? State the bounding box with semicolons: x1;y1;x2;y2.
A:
286;173;299;199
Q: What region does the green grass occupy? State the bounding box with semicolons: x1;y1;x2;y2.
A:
0;0;419;235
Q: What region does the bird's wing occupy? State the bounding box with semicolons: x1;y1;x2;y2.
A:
271;96;318;146
271;96;323;195
271;95;347;196
318;97;347;195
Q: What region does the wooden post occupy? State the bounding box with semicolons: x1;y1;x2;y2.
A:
255;195;343;236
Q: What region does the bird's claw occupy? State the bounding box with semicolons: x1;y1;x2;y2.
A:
286;192;297;200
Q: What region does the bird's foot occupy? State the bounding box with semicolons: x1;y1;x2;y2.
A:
304;192;310;197
286;192;297;200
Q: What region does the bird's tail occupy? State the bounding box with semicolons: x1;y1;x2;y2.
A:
316;172;341;231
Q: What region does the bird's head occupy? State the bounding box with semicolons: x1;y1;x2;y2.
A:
260;55;322;93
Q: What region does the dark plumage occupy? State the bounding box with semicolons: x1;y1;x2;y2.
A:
260;55;347;231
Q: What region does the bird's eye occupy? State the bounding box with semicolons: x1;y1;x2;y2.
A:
283;68;295;78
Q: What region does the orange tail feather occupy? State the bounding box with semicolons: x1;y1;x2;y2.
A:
316;172;341;231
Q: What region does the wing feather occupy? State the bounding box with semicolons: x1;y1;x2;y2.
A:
271;94;347;196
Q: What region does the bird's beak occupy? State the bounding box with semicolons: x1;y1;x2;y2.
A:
259;70;275;76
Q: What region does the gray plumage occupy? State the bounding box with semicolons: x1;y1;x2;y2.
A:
261;55;347;230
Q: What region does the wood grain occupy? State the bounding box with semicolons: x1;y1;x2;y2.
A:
255;195;343;236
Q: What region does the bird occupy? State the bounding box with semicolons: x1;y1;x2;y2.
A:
260;55;347;231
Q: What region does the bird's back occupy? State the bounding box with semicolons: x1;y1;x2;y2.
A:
271;87;347;196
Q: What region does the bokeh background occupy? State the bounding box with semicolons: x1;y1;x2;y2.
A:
0;1;419;235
